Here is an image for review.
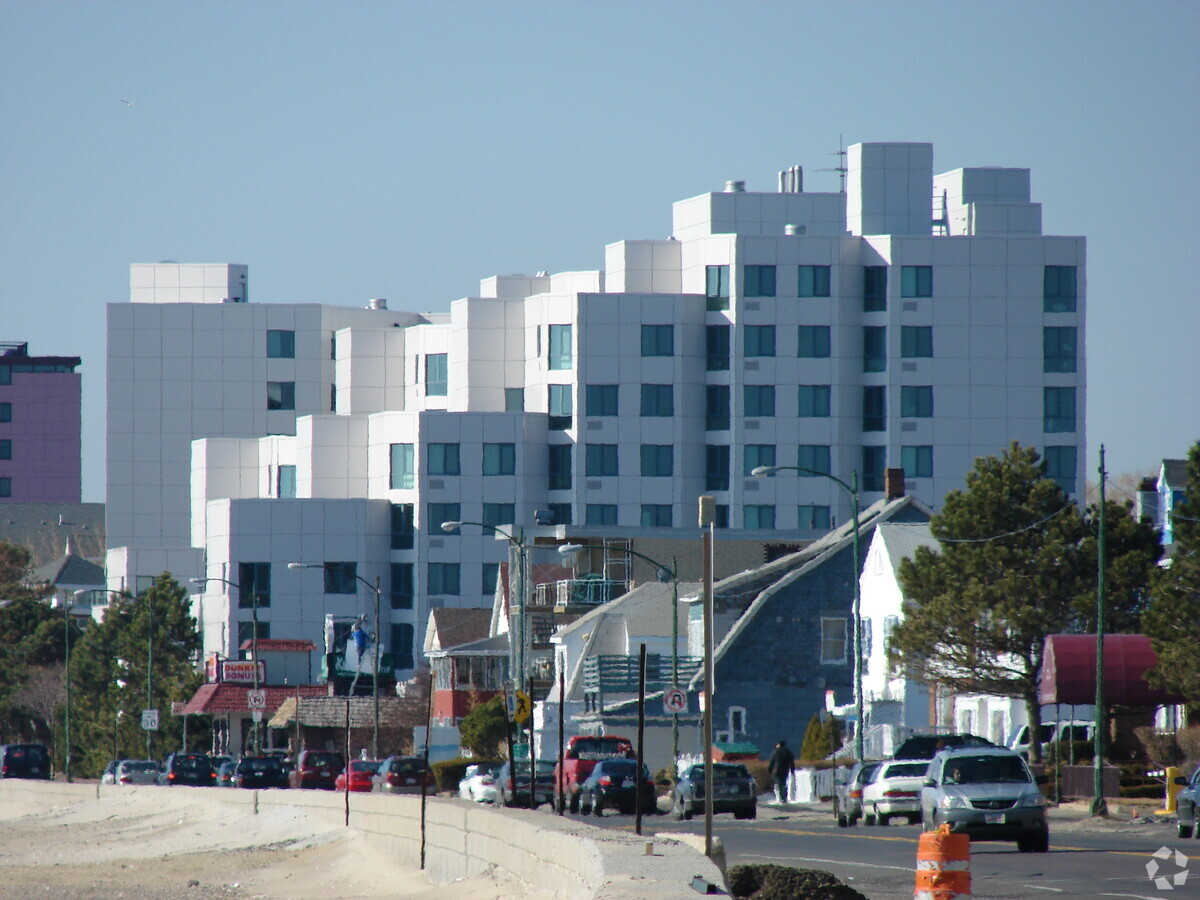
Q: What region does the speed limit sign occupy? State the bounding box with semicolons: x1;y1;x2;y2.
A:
662;688;688;715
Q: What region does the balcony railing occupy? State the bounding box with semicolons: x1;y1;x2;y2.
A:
583;654;702;695
532;575;619;608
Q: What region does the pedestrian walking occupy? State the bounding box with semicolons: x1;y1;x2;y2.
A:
767;739;795;804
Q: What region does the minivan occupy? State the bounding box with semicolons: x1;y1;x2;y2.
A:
0;743;51;779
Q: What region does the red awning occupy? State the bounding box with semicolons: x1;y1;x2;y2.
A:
1038;634;1185;706
177;683;329;715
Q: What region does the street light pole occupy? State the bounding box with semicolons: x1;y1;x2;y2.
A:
753;464;864;761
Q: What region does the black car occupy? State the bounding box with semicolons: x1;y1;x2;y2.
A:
233;756;289;789
893;733;994;761
579;758;657;817
672;762;757;821
0;743;51;780
158;752;217;786
496;759;555;808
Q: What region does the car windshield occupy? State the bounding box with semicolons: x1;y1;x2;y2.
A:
882;763;928;778
570;738;631;760
122;761;159;773
174;756;210;771
390;759;425;775
944;755;1031;785
690;764;749;780
857;763;882;783
306;753;341;767
349;761;378;773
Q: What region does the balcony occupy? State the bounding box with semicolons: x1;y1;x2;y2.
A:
583;654;702;695
533;574;619;609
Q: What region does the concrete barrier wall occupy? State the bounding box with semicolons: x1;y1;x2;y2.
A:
1;781;724;899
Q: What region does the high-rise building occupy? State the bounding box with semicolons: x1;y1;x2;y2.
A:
0;341;82;503
105;142;1085;676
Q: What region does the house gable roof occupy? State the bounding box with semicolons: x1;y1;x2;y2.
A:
1160;459;1189;490
424;608;492;654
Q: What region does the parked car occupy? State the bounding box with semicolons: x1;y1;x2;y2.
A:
374;756;434;795
496;759;556;808
832;760;882;827
1007;721;1094;758
579;758;657;817
920;747;1049;852
335;759;380;793
289;750;345;790
555;735;635;813
109;759;161;786
233;756;290;789
215;759;239;787
0;743;52;780
672;762;757;821
100;759;119;784
458;763;501;804
893;733;994;761
1174;766;1200;840
158;752;216;787
860;759;928;825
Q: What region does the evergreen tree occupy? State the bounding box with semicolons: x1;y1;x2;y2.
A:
1143;441;1200;712
457;694;509;759
0;541;62;738
888;443;1159;762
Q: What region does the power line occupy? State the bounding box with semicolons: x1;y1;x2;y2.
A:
936;503;1078;543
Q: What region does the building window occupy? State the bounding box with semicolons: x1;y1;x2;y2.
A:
744;444;776;477
276;465;296;498
821;618;847;664
798;505;831;530
706;445;730;491
1044;445;1077;494
586;504;618;525
798;385;831;418
390;563;414;609
266;330;295;358
714;505;730;528
863;266;887;311
1044;387;1076;433
640;384;674;417
548;444;572;490
330;383;337;412
743;265;777;297
798;265;831;297
391;623;415;670
548;384;573;430
390;443;415;488
237;562;271;608
744;385;775;418
744;505;775;529
640;444;674;477
641;504;673;527
728;706;747;735
586;444;619;477
862;446;886;492
0;476;12;497
706;265;730;310
548;325;572;370
391;503;415;549
482;502;515;528
744;325;776;358
863;386;886;431
428;562;461;595
323;562;358;594
1044;266;1077;313
267;381;295;410
585;384;618;417
482;562;500;596
427;443;461;476
706;325;730;371
0;368;9;385
901;326;933;358
425;353;448;396
0;403;10;422
482;443;516;476
901;385;933;418
797;445;831;476
1043;327;1077;373
641;324;674;357
901;265;933;298
798;325;831;358
504;387;524;412
238;621;270;647
547;502;572;526
863;326;886;372
0;439;11;460
706;385;730;431
901;445;934;478
428;502;461;534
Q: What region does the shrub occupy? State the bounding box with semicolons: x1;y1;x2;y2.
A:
799;713;843;762
430;755;502;793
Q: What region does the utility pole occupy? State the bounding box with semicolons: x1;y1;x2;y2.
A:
1092;445;1108;817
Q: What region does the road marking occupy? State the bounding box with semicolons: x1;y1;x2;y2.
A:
739;853;915;873
1022;886;1064;892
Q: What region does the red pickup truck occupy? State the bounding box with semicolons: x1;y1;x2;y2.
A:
555;735;635;812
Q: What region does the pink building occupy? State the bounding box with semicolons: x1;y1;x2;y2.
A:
0;341;82;503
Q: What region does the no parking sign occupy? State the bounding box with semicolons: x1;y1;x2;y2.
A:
662;688;688;715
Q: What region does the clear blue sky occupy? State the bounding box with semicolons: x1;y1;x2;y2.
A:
2;1;1197;503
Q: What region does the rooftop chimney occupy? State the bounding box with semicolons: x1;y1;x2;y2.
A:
724;180;746;193
885;467;906;500
368;298;388;310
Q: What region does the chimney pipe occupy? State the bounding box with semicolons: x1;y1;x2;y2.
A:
885;468;906;500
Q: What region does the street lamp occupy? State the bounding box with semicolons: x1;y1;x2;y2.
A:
753;464;864;762
557;543;682;775
287;563;384;758
190;576;265;755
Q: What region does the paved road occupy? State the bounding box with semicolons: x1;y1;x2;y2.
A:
565;803;1196;900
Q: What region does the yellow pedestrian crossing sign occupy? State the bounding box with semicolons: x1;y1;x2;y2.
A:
513;690;532;724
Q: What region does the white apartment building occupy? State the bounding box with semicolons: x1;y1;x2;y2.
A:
106;142;1086;679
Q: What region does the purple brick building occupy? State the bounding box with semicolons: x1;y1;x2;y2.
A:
0;341;82;503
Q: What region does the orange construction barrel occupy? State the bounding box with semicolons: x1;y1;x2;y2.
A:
914;824;970;899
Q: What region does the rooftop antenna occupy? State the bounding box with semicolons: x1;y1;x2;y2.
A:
815;135;848;193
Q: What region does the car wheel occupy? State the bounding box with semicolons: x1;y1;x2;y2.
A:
848;814;859;827
863;813;876;826
1179;821;1194;840
907;814;921;826
568;792;580;814
836;811;848;828
592;797;604;817
876;806;889;826
673;795;686;820
683;801;694;821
